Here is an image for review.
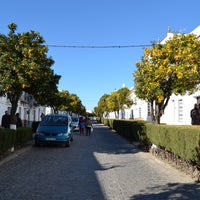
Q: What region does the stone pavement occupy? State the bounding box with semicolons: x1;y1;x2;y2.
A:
0;123;200;200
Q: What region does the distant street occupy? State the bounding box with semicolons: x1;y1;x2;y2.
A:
0;123;200;200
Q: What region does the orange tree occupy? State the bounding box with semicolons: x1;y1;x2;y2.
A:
68;93;86;115
95;94;110;117
134;33;200;124
96;87;133;118
55;90;72;113
0;23;60;127
58;91;86;115
107;87;133;118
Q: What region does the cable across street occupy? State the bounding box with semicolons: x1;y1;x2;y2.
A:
47;44;152;48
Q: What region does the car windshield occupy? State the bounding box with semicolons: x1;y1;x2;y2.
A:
72;117;78;122
40;115;68;126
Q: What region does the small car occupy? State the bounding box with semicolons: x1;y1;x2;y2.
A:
34;114;73;147
71;116;79;131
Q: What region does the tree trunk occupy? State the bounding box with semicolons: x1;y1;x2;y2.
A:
8;92;21;130
150;97;171;124
10;100;18;129
154;104;161;124
150;101;162;124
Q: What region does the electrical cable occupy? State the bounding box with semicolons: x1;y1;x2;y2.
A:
46;44;152;48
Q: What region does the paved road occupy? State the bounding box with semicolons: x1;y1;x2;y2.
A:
0;123;200;200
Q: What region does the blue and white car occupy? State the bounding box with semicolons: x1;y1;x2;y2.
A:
35;114;73;147
71;116;79;131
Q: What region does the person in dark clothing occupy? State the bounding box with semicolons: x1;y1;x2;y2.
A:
190;103;200;125
85;117;93;136
16;113;23;128
40;113;45;120
1;111;11;128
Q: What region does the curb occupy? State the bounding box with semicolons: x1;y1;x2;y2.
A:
0;145;32;167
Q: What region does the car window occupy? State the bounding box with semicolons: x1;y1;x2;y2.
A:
41;116;68;126
72;117;78;122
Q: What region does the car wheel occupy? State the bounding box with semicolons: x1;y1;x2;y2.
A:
70;136;73;142
35;140;40;147
65;140;70;147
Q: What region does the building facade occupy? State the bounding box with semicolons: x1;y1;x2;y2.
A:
0;92;51;127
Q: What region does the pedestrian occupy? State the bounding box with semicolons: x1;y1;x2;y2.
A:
1;111;11;128
16;113;23;128
79;117;85;135
85;117;93;136
40;113;45;120
190;103;200;125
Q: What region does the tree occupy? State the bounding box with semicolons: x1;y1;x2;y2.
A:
107;87;133;118
68;93;86;115
134;33;200;124
96;94;110;117
0;23;60;128
57;91;86;115
56;90;72;113
96;87;133;118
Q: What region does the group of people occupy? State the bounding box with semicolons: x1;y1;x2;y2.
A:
78;117;93;136
1;111;22;128
190;103;200;125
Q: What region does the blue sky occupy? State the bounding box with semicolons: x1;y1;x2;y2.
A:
1;0;200;112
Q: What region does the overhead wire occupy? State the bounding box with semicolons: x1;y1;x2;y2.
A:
46;44;152;48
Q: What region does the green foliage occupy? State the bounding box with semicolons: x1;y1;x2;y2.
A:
0;22;61;124
0;128;16;153
96;87;133;117
146;124;200;164
102;118;148;143
0;127;33;154
134;33;200;124
101;119;200;166
95;94;110;117
15;128;33;146
69;93;86;115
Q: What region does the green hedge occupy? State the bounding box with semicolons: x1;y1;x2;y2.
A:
101;118;149;144
15;127;33;147
0;127;33;154
0;129;16;153
146;124;200;164
101;118;200;166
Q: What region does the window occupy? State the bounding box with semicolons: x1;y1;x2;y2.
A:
139;107;141;118
147;102;151;116
130;109;134;119
178;99;183;123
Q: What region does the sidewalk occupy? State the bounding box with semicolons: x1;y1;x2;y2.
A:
0;143;33;167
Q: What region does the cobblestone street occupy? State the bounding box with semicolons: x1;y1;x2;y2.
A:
0;123;200;200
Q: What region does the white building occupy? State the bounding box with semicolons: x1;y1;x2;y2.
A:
0;92;50;127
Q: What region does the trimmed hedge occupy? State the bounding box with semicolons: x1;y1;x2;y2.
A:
146;124;200;165
0;127;33;154
0;128;16;153
101;118;200;166
15;127;33;147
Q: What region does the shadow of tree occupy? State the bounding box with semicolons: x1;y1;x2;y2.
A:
131;182;200;200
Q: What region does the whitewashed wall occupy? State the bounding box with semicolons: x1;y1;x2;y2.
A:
0;93;49;127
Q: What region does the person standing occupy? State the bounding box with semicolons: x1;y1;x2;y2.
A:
79;117;85;135
85;117;93;136
40;113;45;120
1;111;11;128
190;103;200;125
16;113;23;128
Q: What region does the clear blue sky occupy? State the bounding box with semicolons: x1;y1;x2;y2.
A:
1;0;200;112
